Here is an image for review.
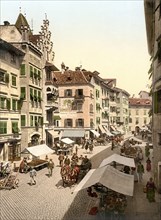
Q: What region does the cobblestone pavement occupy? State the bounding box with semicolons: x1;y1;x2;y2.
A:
1;135;161;220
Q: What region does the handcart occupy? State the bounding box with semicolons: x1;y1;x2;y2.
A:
0;172;19;190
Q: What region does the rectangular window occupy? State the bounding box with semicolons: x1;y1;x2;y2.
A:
20;64;26;75
30;66;33;78
144;118;147;124
135;118;139;125
77;119;84;127
144;110;146;115
0;121;7;134
65;89;72;97
136;110;139;115
20;87;26;99
0;71;5;82
12;122;18;133
65;119;72;127
0;97;6;109
21;115;26;126
77;103;82;111
12;99;17;111
30;115;33;126
11;75;16;86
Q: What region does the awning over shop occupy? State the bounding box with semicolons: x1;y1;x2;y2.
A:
111;131;121;135
90;130;100;137
74;165;134;196
61;129;85;138
98;125;106;134
99;154;135;168
110;125;116;131
47;130;60;139
60;138;75;145
103;126;114;136
21;144;54;157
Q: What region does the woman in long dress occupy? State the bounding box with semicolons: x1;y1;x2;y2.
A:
146;158;151;172
146;177;156;202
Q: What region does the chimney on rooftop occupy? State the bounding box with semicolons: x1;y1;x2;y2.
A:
61;62;65;74
4;21;10;26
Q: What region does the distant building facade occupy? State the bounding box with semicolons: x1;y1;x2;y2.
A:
129;97;152;133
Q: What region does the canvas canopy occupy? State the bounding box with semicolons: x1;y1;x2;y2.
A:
21;144;54;157
60;138;75;145
61;129;85;138
90;130;100;137
74;165;134;196
47;130;59;139
99;154;135;168
103;126;114;136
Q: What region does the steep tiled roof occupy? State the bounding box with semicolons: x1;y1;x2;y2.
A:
52;70;92;85
129;98;152;106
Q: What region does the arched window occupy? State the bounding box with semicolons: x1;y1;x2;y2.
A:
46;87;51;92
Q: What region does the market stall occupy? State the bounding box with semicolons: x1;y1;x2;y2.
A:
58;138;75;155
99;153;135;168
74;165;134;215
20;144;54;171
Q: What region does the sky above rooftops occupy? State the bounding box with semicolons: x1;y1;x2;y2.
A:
1;0;151;96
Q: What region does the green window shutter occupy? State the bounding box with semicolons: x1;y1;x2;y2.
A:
5;73;9;83
12;99;16;110
35;116;38;126
41;117;43;126
7;98;10;110
30;115;33;126
38;116;43;126
12;75;16;86
20;64;26;75
12;122;19;133
21;115;26;126
20;87;26;99
17;99;23;110
30;88;33;100
30;66;33;77
34;68;38;79
38;91;42;102
0;122;7;134
38;70;41;80
34;90;37;101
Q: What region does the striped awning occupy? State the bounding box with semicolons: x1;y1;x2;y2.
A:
90;130;100;137
98;125;106;134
